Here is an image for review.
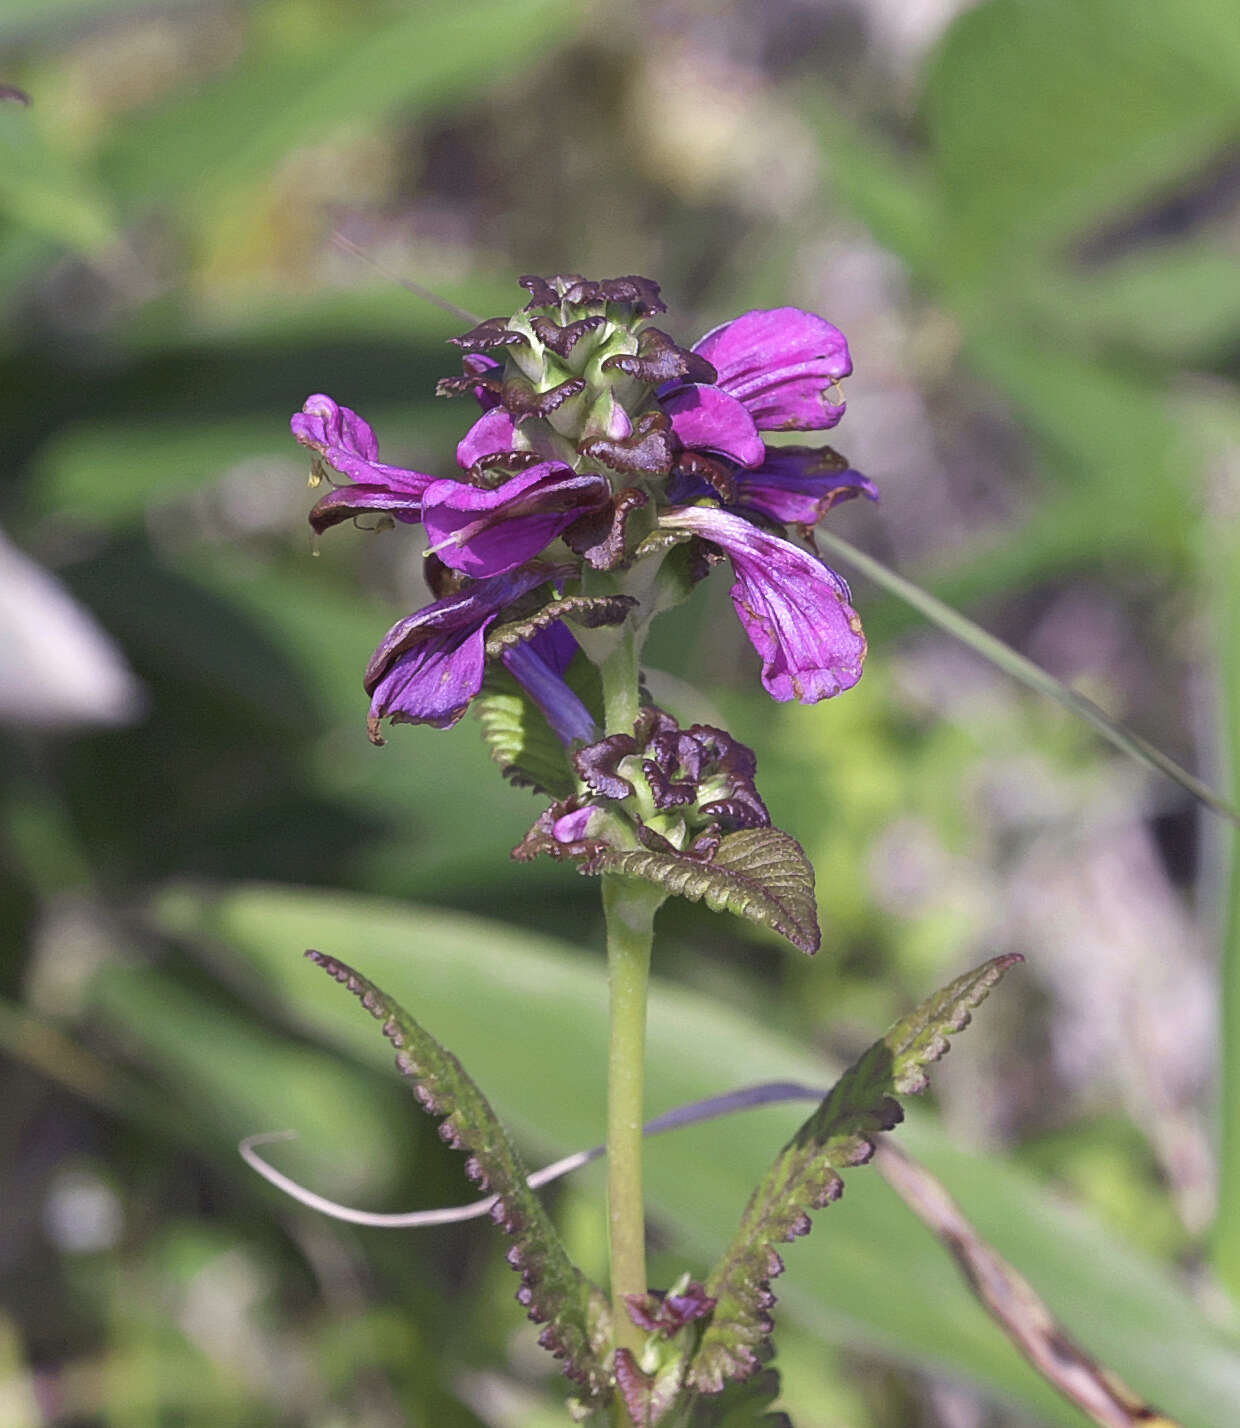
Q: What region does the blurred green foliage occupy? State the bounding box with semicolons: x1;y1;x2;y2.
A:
3;1;1239;1424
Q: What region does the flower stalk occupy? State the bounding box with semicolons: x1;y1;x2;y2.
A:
289;272;877;1420
603;870;661;1376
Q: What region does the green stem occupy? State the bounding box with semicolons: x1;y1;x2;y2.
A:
815;528;1238;824
600;619;642;735
603;873;659;1371
596;626;662;1419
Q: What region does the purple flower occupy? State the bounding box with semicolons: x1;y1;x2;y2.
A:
729;445;877;524
655;306;855;484
422;463;612;577
689;307;852;431
364;565;564;739
292;394;436;533
660;506;866;702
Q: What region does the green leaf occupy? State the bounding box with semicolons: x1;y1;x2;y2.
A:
475;638;606;797
97;0;583;206
688;956;1021;1394
475;669;578;799
926;0;1240;274
85;962;408;1204
303;949;611;1400
1197;395;1240;1299
681;1368;788;1427
0;104;117;252
596;828;820;955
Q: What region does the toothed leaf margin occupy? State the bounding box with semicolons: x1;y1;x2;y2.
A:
688;955;1023;1393
594;827;820;955
305;950;611;1399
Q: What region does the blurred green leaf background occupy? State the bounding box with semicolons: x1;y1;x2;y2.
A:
3;1;1240;1424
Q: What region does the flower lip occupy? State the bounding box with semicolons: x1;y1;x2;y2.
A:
455;407;563;473
449;316;530;352
600;326;716;386
659;505;866;703
518;273;667;315
675;444;879;528
660;384;765;470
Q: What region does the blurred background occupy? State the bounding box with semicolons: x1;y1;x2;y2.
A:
3;0;1240;1424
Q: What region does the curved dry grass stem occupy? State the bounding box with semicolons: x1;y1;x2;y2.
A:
240;1080;824;1229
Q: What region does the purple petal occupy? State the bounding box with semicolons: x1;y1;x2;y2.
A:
504;636;597;745
552;806;600;843
291;393;379;462
691;308;852;431
364;566;549;734
455;407;562;471
660;506;866;702
308;483;431;534
423;464;611;577
293;394;435;526
731;446;878;525
660;384;765;469
525;621;578;677
456;408;518;470
366;624;490;733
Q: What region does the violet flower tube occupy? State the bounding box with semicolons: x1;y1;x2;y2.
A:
500;625;597;747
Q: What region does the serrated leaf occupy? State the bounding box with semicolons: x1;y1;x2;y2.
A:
595;828;820;955
475;668;577;798
150;885;1240;1426
475;648;604;797
304;949;611;1399
689;955;1021;1394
